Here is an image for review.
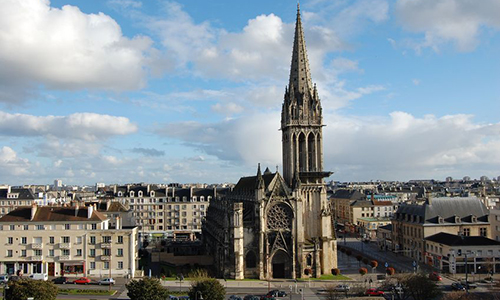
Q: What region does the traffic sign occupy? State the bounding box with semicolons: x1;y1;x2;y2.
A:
385;262;389;268
412;261;417;267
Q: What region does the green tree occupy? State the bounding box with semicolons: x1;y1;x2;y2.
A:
126;277;170;300
7;279;58;300
401;273;441;300
188;278;225;300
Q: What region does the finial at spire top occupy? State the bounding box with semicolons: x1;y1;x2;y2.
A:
297;1;300;12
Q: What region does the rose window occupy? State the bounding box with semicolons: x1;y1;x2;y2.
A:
267;203;293;230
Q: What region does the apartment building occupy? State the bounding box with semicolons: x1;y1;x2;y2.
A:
0;186;36;217
0;204;139;278
111;185;228;241
392;196;491;263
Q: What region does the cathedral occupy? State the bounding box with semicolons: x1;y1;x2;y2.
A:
203;5;337;279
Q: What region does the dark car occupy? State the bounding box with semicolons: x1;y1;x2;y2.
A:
451;282;465;291
266;290;286;297
244;296;260;300
52;276;69;284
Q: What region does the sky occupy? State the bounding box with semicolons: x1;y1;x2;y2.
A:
0;0;500;186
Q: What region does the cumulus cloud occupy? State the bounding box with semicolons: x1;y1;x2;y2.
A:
395;0;500;52
0;146;31;176
0;0;154;103
0;111;137;141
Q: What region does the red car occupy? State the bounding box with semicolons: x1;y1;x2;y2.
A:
429;272;442;281
72;277;91;284
365;288;384;296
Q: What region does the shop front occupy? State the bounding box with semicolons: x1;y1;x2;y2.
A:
60;261;85;277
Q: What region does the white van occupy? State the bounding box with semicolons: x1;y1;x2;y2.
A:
29;273;48;281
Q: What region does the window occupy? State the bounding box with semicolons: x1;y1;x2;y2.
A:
64;224;70;230
90;236;96;244
34;249;42;256
7;250;12;257
62;249;70;256
76;236;82;244
36;225;45;230
21;237;27;244
117;248;123;257
90;262;95;269
21;250;26;257
117;236;123;244
76;249;82;256
118;261;123;269
49;236;55;244
91;224;97;230
480;227;487;237
62;236;70;243
102;236;111;243
89;249;95;257
7;237;13;244
103;249;111;256
49;249;54;257
103;262;109;269
9;225;15;230
23;225;29;230
463;228;471;236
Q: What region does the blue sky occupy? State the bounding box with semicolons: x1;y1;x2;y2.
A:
0;0;499;185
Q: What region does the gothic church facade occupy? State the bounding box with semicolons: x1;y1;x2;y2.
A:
203;5;337;279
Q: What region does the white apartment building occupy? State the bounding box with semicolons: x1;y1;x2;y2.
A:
0;204;139;278
111;185;228;241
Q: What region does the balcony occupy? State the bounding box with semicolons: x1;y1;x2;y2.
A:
59;243;71;249
59;255;71;261
101;243;111;249
100;255;110;261
31;243;43;249
31;256;43;261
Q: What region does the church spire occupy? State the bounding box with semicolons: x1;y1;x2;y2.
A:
289;3;313;95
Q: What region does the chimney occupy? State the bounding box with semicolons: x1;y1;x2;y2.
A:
106;200;111;211
116;216;121;230
75;205;79;217
30;203;37;221
87;204;93;219
214;187;217;198
147;184;150;194
7;185;11;194
172;187;175;197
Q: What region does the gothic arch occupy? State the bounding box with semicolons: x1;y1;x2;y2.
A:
298;132;306;172
245;251;257;269
307;132;316;171
271;249;292;278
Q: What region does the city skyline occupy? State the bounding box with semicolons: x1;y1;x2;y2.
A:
1;0;499;185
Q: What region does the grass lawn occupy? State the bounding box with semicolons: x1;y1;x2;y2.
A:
297;274;351;281
58;288;116;296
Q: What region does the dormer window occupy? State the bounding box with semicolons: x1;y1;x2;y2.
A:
471;215;477;223
138;191;143;197
438;216;444;224
192;196;197;202
455;216;461;223
207;196;212;201
200;196;205;202
130;191;134;197
182;196;187;202
118;192;123;197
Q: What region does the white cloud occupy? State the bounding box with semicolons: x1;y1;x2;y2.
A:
412;79;421;86
0;0;154;103
211;103;244;116
395;0;500;52
0;146;31;176
0;111;137;141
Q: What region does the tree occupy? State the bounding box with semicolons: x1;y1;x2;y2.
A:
188;278;225;300
370;260;378;269
304;268;312;276
359;267;368;276
126;277;169;300
386;267;395;276
401;273;441;300
7;279;58;300
362;258;369;265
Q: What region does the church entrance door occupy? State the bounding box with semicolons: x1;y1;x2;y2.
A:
271;250;290;279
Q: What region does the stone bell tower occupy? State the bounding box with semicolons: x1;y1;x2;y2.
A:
281;4;337;277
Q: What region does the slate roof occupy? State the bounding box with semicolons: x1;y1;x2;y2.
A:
425;232;500;246
331;189;365;200
396;197;489;224
0;206;107;223
379;224;393;231
0;188;35;199
95;201;129;212
233;172;278;192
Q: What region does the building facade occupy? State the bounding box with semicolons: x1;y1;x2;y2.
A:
203;5;337;280
0;205;139;278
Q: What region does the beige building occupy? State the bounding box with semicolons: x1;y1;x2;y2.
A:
0;186;36;217
0;205;139;278
491;204;500;242
357;217;391;240
425;232;500;274
392;197;491;262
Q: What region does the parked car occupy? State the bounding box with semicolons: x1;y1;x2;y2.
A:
429;272;442;281
168;296;179;300
244;295;260;300
98;278;115;285
365;288;384;296
266;290;287;297
333;284;350;292
72;277;91;284
229;296;243;300
52;276;69;284
0;275;8;284
29;273;48;281
178;296;190;300
451;282;466;291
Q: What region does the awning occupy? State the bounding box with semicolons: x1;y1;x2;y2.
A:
152;233;164;237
